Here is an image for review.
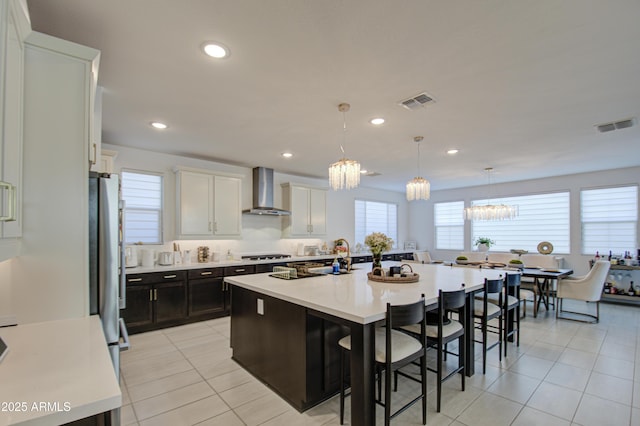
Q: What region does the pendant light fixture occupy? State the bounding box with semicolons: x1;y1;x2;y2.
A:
464;167;518;220
406;136;430;201
329;103;361;190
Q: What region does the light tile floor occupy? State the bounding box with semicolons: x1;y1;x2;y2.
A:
120;300;640;425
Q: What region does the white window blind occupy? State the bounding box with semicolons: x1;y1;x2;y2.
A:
355;200;398;248
581;185;638;255
471;192;570;253
121;170;163;244
434;201;464;250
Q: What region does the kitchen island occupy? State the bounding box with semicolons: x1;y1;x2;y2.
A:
225;263;505;426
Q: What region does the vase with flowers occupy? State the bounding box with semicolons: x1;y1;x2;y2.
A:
364;232;394;274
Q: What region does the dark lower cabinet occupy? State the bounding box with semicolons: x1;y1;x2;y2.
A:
155;281;188;325
188;268;226;319
122;271;187;334
122;283;153;329
231;285;347;412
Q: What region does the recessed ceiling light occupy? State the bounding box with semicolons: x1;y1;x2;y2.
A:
202;42;229;59
370;118;385;125
281;152;293;158
150;121;168;129
447;149;459;155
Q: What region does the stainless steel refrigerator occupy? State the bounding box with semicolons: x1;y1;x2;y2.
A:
89;171;130;424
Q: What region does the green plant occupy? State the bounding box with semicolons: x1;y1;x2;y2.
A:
474;237;495;247
509;259;523;264
456;255;468;260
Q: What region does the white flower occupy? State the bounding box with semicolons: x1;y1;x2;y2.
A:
364;232;394;255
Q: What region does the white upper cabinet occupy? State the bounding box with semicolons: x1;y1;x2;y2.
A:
0;0;29;261
175;169;241;239
282;183;327;237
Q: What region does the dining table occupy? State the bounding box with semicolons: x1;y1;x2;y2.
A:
521;267;574;314
225;262;505;426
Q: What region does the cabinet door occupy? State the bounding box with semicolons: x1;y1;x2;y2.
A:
121;284;153;329
154;281;188;325
213;175;241;236
308;188;326;235
290;185;311;235
0;0;26;241
189;277;225;317
178;171;214;237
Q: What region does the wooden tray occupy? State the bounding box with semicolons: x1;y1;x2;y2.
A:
367;264;420;283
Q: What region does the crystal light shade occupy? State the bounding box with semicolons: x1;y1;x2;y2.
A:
464;204;519;221
329;158;361;190
329;102;361;191
406;177;430;201
464;167;518;221
405;136;430;201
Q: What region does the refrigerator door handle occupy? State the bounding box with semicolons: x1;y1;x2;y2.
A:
119;318;130;351
119;199;126;310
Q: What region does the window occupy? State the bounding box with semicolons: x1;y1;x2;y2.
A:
471;192;570;253
355;200;397;248
581;185;638;255
121;170;163;244
434;201;464;250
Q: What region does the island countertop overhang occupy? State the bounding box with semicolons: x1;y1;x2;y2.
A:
224;263;507;324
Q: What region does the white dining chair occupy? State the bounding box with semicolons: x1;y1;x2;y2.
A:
556;260;610;323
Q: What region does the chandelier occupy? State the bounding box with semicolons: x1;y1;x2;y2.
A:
406;136;430;201
329;103;361;190
464;168;518;220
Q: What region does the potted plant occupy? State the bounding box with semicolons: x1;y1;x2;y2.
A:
474;237;495;252
456;255;469;265
364;232;394;273
508;259;524;269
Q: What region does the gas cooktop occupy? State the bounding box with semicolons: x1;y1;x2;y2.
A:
241;254;292;261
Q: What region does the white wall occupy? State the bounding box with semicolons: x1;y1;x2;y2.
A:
104;144;410;256
410;166;640;275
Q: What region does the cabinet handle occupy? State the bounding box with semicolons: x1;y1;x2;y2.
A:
235;268;245;273
163;274;177;279
128;278;143;283
213;221;218;232
154;289;158;300
91;143;97;166
310;224;313;233
0;181;16;222
200;271;213;276
149;289;153;301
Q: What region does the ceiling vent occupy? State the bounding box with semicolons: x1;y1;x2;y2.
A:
596;117;635;133
398;92;435;110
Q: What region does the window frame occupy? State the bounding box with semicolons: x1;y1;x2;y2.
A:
469;190;571;254
354;198;398;249
121;168;164;245
434;200;465;250
580;184;638;255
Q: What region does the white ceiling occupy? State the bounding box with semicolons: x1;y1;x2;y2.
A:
26;0;640;192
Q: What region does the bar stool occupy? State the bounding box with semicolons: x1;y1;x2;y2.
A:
503;273;521;356
339;296;427;425
473;277;504;374
402;288;466;412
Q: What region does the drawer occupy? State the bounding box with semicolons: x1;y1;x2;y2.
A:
188;267;224;279
126;270;186;285
223;265;256;276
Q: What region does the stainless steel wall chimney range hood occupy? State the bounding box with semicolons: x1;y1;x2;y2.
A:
242;167;291;216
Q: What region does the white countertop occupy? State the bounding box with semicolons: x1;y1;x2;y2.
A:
0;316;121;426
224;262;506;324
124;250;411;274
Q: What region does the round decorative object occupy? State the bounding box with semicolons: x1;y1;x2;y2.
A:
537;241;553;255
